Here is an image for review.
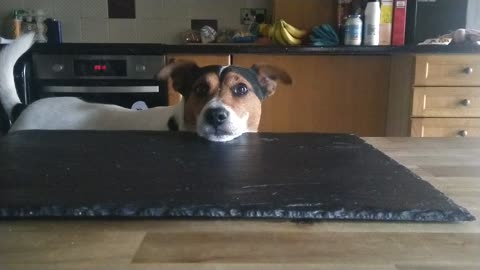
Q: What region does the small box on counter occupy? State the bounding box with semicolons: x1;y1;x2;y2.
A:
392;0;407;46
379;0;393;45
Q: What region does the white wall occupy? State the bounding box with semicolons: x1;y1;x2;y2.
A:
468;0;480;29
0;0;272;43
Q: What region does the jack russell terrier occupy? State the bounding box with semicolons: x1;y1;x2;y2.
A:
0;33;292;142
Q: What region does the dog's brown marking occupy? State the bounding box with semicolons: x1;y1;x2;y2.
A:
183;72;220;130
218;72;262;131
252;64;292;97
157;61;200;99
158;61;292;133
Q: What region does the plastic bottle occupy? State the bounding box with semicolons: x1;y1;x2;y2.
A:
12;10;26;39
363;0;381;46
21;10;37;35
344;15;363;46
35;9;48;43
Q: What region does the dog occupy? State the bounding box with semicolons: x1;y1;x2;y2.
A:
0;33;292;142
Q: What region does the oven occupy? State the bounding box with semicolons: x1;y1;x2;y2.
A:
31;53;168;110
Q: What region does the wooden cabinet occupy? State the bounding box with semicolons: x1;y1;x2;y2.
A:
415;55;480;86
411;118;480;138
166;54;230;105
412;87;480;117
387;54;480;138
232;54;391;136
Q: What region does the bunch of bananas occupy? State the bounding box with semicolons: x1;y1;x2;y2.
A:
259;20;307;46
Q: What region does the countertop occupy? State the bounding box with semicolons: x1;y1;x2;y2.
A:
0;137;479;269
3;42;479;55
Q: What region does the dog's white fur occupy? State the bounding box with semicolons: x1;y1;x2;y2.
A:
10;97;185;132
1;33;187;133
0;34;34;119
1;34;291;141
196;97;250;142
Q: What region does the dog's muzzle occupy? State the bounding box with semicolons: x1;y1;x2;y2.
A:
205;108;229;128
197;100;248;142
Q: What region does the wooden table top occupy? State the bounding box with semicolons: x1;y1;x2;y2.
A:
0;137;479;270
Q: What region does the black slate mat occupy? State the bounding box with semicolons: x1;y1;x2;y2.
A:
0;131;474;222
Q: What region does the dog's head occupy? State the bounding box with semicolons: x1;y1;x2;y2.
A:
158;61;292;142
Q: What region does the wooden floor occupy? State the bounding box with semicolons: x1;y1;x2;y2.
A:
0;137;479;269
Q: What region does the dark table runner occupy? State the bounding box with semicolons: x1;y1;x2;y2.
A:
0;131;474;222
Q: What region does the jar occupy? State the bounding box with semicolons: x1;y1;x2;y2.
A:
344;15;362;46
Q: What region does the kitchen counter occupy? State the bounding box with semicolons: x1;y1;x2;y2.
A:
0;136;479;269
9;42;480;55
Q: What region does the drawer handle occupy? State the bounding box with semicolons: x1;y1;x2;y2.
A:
463;67;474;74
458;130;468;137
461;99;472;106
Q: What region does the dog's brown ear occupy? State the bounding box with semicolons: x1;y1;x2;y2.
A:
251;64;292;98
157;60;200;97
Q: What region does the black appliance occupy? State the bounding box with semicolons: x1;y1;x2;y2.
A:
406;0;468;44
0;54;31;134
31;53;168;109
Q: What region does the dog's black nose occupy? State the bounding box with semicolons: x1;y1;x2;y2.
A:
205;108;229;127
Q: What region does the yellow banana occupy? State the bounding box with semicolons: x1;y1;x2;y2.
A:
273;22;288;45
259;23;271;37
279;21;302;45
281;19;307;39
268;24;275;39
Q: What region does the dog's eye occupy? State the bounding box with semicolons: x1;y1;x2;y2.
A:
194;84;209;97
232;83;249;97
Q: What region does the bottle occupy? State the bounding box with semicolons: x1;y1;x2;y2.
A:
45;18;62;44
35;9;48;43
12;10;26;39
337;0;352;43
21;10;37;35
364;0;381;46
344;15;362;46
337;0;352;30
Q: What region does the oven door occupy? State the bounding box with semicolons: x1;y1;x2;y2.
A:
31;54;168;109
35;80;168;109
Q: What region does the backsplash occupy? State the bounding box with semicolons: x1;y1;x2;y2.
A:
0;0;272;43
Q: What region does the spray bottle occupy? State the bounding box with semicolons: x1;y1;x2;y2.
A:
364;0;381;46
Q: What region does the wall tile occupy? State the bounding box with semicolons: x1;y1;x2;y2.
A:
245;0;272;22
218;17;242;31
194;0;243;20
467;0;480;30
82;0;108;18
137;19;164;43
163;0;193;19
59;17;81;42
0;0;23;22
81;18;108;42
109;19;137;43
136;0;164;19
24;0;53;18
246;0;271;9
0;0;273;43
53;0;81;19
162;18;190;44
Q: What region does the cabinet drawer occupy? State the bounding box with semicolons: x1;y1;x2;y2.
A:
412;87;480;117
411;118;480;137
415;55;480;86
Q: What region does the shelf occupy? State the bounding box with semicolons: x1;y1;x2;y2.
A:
3;43;480;56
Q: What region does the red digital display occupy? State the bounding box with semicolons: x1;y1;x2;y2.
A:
74;60;127;76
93;65;107;71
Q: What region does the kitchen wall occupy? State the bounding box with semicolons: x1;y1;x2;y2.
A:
0;0;272;43
467;0;480;30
